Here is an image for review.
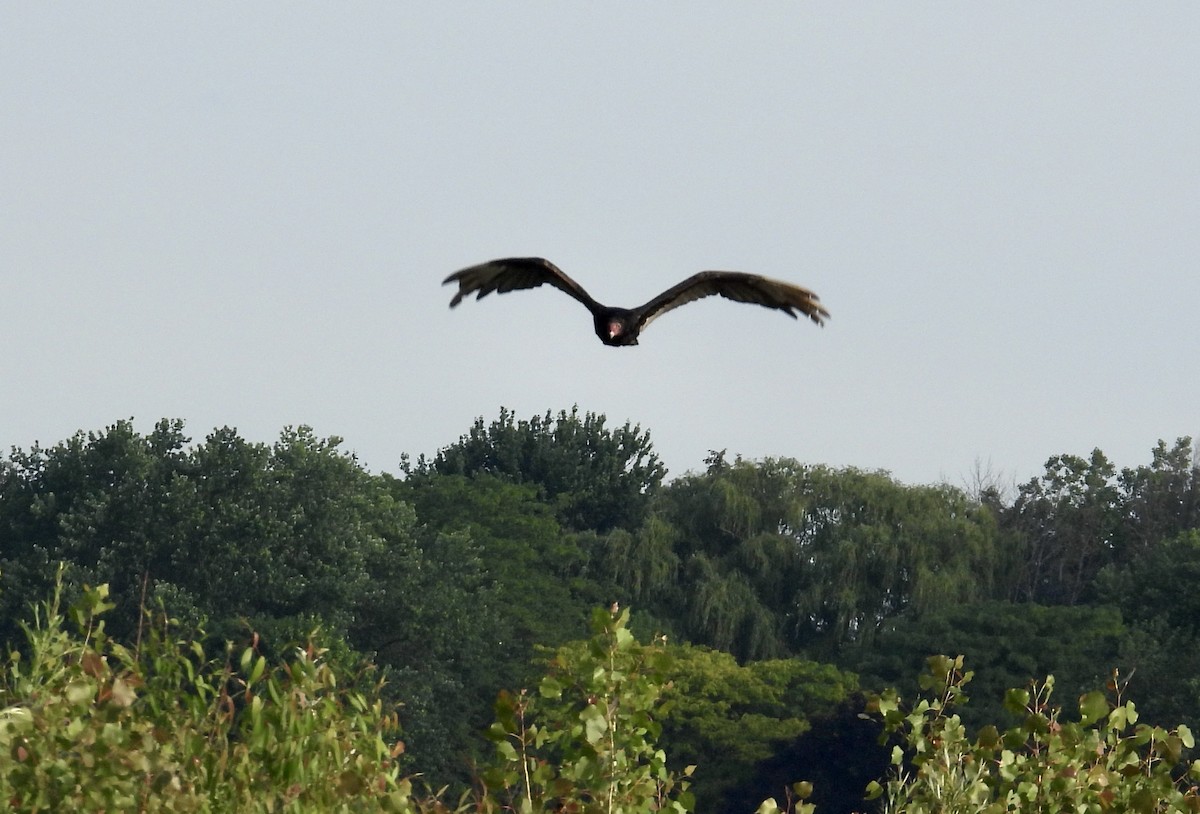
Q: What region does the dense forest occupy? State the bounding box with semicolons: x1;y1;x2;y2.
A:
2;408;1199;811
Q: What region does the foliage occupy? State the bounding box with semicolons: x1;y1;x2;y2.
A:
998;437;1200;605
0;419;498;788
390;471;606;781
403;406;665;532
395;472;595;665
853;601;1128;733
634;456;999;658
5;416;1200;810
0;573;410;813
350;513;498;787
481;605;693;814
868;655;1200;813
1093;530;1200;732
1118;438;1200;556
596;516;680;613
0;420;411;648
1095;529;1200;637
739;694;887;814
1002;449;1122;605
657;645;855;812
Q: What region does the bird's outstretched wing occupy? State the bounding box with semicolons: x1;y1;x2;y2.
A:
633;271;829;330
443;257;600;312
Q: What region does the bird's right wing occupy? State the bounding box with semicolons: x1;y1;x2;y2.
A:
443;257;600;311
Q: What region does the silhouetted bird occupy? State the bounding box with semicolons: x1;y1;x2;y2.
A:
444;257;829;347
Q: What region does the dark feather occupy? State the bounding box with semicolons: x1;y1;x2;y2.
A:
635;271;829;330
443;257;599;311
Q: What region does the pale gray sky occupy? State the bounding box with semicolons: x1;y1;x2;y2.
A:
3;4;1197;487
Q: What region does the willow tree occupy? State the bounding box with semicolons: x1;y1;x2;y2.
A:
645;457;1000;657
788;464;999;651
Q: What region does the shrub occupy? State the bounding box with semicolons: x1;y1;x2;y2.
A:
0;571;410;813
868;655;1200;813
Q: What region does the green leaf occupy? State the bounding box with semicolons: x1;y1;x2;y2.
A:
1079;690;1108;726
248;654;267;686
976;724;1001;750
1004;687;1030;715
1180;724;1195;749
539;676;563;699
582;706;608;744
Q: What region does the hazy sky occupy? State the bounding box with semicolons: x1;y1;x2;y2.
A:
3;4;1197;488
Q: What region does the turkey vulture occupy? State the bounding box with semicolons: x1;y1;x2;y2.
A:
443;257;829;347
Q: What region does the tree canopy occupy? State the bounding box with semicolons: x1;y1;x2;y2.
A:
3;413;1199;810
402;406;665;532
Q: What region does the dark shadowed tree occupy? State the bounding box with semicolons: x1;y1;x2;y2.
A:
734;693;888;814
1002;449;1122;604
1117;437;1200;556
657;645;857;812
1093;529;1200;730
849;601;1129;732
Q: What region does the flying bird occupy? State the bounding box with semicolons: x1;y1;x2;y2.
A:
443;257;829;347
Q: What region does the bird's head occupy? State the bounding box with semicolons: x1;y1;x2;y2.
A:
601;316;639;346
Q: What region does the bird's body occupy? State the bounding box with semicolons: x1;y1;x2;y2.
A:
443;257;828;346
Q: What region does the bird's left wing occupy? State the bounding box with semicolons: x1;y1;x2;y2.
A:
633;271;829;330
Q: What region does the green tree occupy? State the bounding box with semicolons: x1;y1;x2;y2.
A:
645;457;999;657
395;473;599;685
1118;437;1200;556
0;421;411;648
597;516;680;611
0;419;196;642
786;465;998;651
993;438;1200;605
0;419;496;790
1001;449;1122;604
403;406;665;532
390;472;615;784
1094;529;1200;732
